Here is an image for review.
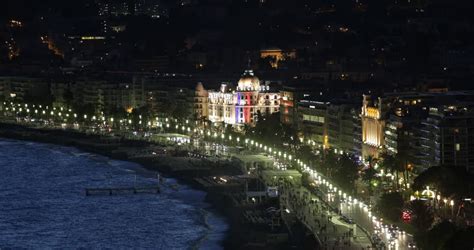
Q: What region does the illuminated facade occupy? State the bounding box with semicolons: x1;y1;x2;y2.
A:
207;70;280;126
361;95;386;158
297;99;329;149
260;48;296;68
280;89;295;125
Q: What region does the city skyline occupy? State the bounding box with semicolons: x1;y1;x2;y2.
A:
1;0;474;249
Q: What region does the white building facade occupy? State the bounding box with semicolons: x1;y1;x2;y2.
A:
207;70;280;126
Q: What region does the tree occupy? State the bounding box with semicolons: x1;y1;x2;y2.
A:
95;89;105;117
379;151;401;190
157;94;177;118
362;167;378;195
376;192;404;222
415;220;457;250
443;226;474;250
247;112;285;147
410;200;434;232
321;149;338;178
319;152;360;193
365;155;378;169
23;91;54;106
412;165;474;199
106;106;128;129
332;154;360;192
281;122;300;151
173;102;191;121
296;145;314;163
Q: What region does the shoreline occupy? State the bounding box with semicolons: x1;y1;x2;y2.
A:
0;123;251;249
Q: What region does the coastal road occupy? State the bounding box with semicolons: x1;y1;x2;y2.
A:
280;184;373;249
207;144;414;249
316;184;415;249
131;130;415;249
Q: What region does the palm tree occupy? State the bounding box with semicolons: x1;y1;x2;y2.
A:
365;155;378;169
362;167;378;196
380;151;399;190
410;200;434;232
394;151;411;190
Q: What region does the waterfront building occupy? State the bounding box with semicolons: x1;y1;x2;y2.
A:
207;69;280;127
194;82;208;120
361;94;388;159
279;87;296;126
418;105;474;172
0;76;49;102
69;78;145;112
279;84;320;128
362;91;474;172
296;95;362;157
297;98;329;149
326;101;362;157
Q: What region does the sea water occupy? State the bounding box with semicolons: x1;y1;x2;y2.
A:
0;139;228;249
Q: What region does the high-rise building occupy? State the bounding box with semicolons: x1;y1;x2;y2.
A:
362;91;474;172
297;98;329;149
326;101;362;157
296;96;362;157
418;105;474;172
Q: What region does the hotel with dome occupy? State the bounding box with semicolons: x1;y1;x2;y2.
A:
203;69;280;126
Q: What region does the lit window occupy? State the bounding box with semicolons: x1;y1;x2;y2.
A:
455;143;460;151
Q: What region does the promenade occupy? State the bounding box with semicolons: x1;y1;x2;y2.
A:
0;113;411;249
280;182;373;250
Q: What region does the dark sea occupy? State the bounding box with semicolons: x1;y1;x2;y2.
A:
0;139;228;249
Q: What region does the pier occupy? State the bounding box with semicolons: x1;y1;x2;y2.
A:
85;186;160;196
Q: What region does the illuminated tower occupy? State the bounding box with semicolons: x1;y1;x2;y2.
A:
361;94;386;159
